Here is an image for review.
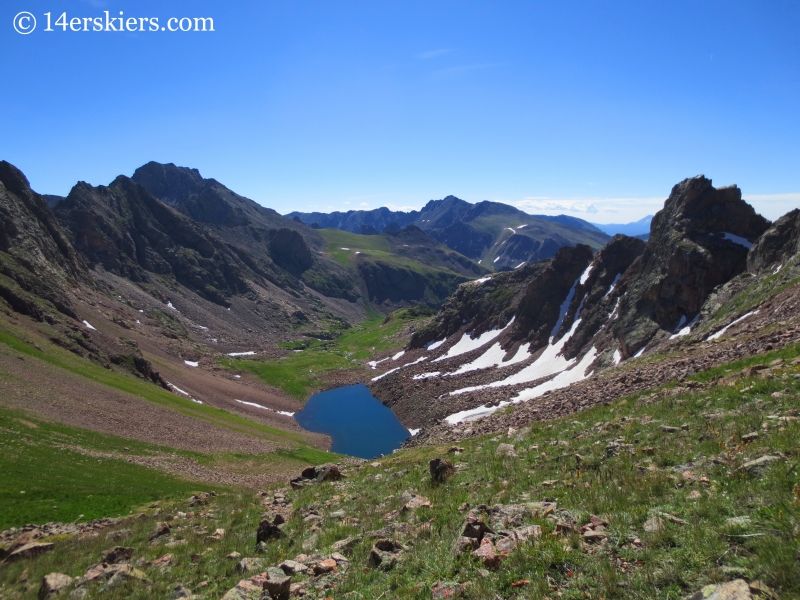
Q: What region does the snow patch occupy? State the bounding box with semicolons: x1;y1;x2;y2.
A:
371;355;428;382
579;265;594;285
516;224;527;228
550;272;584;338
506;227;516;234
408;428;420;436
670;314;699;339
166;301;177;311
604;273;621;298
722;232;753;249
432;318;514;363
413;371;441;380
82;320;96;330
368;357;389;369
514;262;526;269
227;351;256;357
633;346;646;358
707;311;759;341
612;349;621;365
184;360;199;367
493;257;501;263
340;247;350;251
449;341;530;376
444;347;598;424
471;277;492;285
426;339;446;351
773;264;783;274
392;351;405;361
235;399;295;416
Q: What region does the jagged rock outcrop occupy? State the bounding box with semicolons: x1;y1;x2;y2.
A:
747;209;800;275
54;176;253;306
609;175;770;356
132;162;358;302
0;161;87;319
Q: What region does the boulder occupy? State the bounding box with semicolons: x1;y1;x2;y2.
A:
685;579;753;600
738;455;784;477
100;546;133;564
236;558;264;574
264;567;291;600
367;540;404;570
429;458;455;483
256;515;285;544
38;573;73;599
5;542;54;562
148;522;171;541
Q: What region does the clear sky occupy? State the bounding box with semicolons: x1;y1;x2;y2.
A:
2;1;798;222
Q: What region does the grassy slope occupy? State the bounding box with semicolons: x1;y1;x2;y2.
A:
3;346;798;599
223;308;430;400
0;321;302;445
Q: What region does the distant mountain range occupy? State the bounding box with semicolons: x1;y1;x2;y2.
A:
288;197;611;271
591;215;653;238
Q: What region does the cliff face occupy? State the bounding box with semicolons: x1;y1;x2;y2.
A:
54;176;253;306
0;161;87;319
610;176;770;356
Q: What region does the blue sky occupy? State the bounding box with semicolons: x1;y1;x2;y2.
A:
2;1;798;222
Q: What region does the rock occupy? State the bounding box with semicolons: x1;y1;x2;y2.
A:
312;558;337;575
329;510;346;519
332;535;361;553
169;585;194;599
278;559;306;575
236;558;264;574
99;566;150;592
685;579;754;600
741;432;759;442
429;458;455;483
659;425;681;433
496;443;517;457
643;516;666;532
227;552;242;560
738;455;784;476
472;537;505;569
431;581;469;598
100;546;133;564
456;537;478;554
256;515;285;544
264;567;292;600
148;522;171;541
205;528;225;541
583;530;607;543
152;553;174;568
403;494;432;511
5;542;54;562
220;579;263;600
38;573;73;599
367;540;404;570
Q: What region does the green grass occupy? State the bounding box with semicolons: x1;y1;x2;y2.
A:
224;308;429;399
0;408;204;530
318;228;392;266
2;348;799;599
0;322;304;445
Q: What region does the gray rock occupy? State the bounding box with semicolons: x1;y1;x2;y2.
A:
496;443;516;457
685;579;753;600
265;567;291;600
738;455;783;476
38;573;73;599
235;557;264;574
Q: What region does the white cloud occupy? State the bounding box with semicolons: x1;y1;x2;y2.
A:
360;202;369;207
497;196;666;223
384;203;418;212
744;193;800;221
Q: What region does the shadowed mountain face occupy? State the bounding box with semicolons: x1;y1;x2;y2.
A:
289;195;610;269
378;176;782;431
0;161;88;320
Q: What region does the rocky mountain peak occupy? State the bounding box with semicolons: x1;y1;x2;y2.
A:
131;161;205;204
652;175;768;241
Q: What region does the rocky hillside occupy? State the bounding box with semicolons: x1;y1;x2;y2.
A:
290;195;611;271
367;176;790;433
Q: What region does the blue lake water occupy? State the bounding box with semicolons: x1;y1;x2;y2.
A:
295;383;411;459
